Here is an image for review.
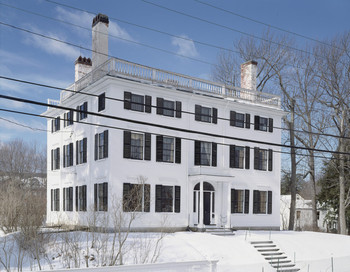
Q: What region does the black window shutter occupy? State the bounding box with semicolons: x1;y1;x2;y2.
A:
245;146;250;169
156;98;163;115
194;141;201;165
63;113;66;128
268;118;273;132
145;95;152;113
123;131;131;158
175;138;181;164
254;115;260;130
103;182;108;211
51;149;54;170
155;185;162;212
230;111;236;126
268;191;272;214
57;117;60;131
51;189;54;211
175;186;181;213
70;143;73;166
99;93;105;112
122;183;130;212
212;142;217;167
63;188;66;212
82;185;87;211
69;187;73;211
124;91;131;109
231;189;236;213
51;119;54;133
229;145;235;168
144;184;150;212
57;148;60;170
83;138;87;163
176;101;182;118
94;133;98;161
63;145;66;168
104;130;108;158
253;190;259;214
244;190;250;214
268;149;273;171
76;141;79;164
254;147;259;170
212;108;218;124
94;184;97;211
83;102;88;118
245;114;251;129
195;105;201;121
156;135;163;162
144;133;151;160
75;186;78;211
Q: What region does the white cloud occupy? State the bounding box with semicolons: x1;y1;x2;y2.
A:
109;21;134;42
171;35;199;58
23;25;80;60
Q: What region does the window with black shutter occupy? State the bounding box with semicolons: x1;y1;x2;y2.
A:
124;91;152;113
63;143;73;168
229;145;244;169
77;102;88;120
94;182;108;211
123;183;150;212
51;147;60;170
52;188;60;211
63;187;73;211
156;136;181;163
253;190;270;214
76;138;87;165
194;141;216;166
194;105;217;124
98;93;105;112
268;149;273;171
254;147;268;171
124;131;151;161
76;185;87;211
231;189;249;214
52;116;60;132
95;131;108;160
268;191;272;214
254;115;273;132
155;185;180;213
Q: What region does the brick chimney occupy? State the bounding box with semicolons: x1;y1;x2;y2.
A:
241;60;257;91
92;13;109;70
75;56;92;82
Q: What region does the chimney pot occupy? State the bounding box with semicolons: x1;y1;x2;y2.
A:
92;13;109;27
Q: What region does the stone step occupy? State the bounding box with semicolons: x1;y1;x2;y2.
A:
261;252;284;256
272;263;296;269
250;240;273;244
254;244;277;248
276;268;300;272
258;248;280;252
265;256;288;260
269;259;291;264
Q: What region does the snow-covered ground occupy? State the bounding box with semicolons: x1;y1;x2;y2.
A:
1;230;349;271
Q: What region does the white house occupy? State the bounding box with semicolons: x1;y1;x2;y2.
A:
44;14;284;231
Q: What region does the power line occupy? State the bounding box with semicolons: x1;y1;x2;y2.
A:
0;21;214;67
193;0;341;51
0;116;48;132
0;92;349;157
0;74;346;141
0;107;340;162
140;0;345;64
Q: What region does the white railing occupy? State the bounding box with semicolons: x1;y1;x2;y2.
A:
47;98;60;109
61;58;280;108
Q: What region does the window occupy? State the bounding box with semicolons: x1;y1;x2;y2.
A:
231;189;250;214
94;182;108;211
124;92;152;113
123;131;151;160
95;130;108;160
76;185;87;212
51;147;60;170
230;111;250;129
76;138;87;165
51;116;60;132
123;183;150;212
253;190;272;214
156;136;181;163
51;188;60;211
194;141;217;166
155;185;180;213
254;148;273;171
230;145;250;169
98;92;105;112
63;143;73;168
64;110;74;127
195;105;217;123
156;98;182;118
63;187;73;212
254;116;273;132
76;102;88;121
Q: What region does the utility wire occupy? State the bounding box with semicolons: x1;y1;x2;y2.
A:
193;0;341;51
0;75;346;141
0;116;48;132
1;92;349;157
0;21;213;67
141;0;345;64
0;107;342;161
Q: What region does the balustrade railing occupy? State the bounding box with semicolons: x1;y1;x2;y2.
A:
59;58;280;108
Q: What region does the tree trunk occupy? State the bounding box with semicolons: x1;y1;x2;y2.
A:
338;117;347;235
288;100;297;231
308;150;318;230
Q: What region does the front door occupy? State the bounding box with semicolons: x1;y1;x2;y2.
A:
204;192;211;225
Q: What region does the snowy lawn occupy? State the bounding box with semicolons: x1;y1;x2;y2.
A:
1;230;350;271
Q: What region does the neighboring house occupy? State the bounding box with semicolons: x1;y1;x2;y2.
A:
44;14;284;231
280;194;338;232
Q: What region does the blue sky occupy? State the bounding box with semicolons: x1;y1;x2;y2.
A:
0;0;349;146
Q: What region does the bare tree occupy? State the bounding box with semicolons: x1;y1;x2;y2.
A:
316;32;350;235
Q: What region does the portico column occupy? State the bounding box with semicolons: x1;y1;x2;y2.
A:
198;180;204;229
